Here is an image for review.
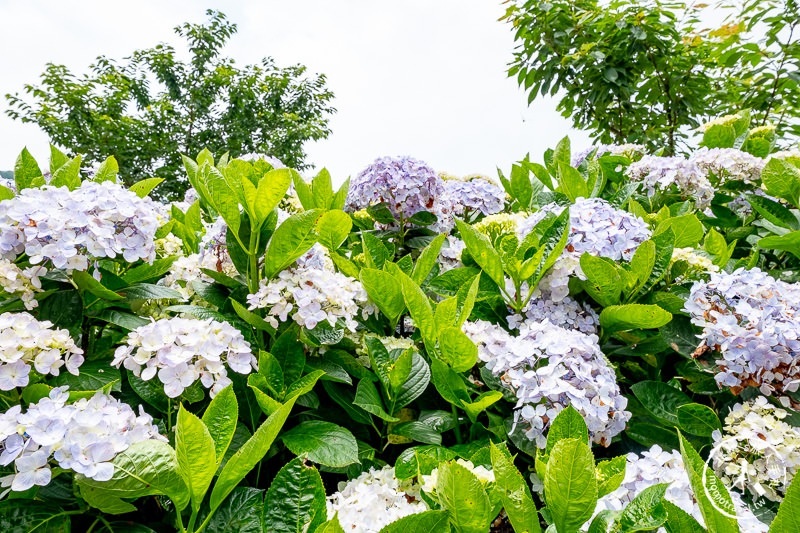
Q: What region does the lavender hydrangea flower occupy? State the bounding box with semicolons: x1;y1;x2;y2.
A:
346;156;454;232
689;148;765;185
464;318;630;447
626;155;715;208
441;174;505;216
684;268;800;401
0;181;160;271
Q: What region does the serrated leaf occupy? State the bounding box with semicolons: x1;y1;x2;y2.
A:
263;457;327;533
176;406;217;512
544;438;597;533
282;420;359;467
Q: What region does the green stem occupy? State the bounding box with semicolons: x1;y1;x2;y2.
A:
187;510;198;533
451;404;463;444
175;506;187;533
247;224;261;293
85;519;100;533
167;398;173;434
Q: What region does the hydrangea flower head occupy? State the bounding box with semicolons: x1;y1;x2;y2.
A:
441;173;506;216
0;312;83;390
464;318;630;447
0;387;164;492
0;181;160;270
346;156;453;232
625;155;715;208
112;317;255;398
690;148;764;185
684;268;800;400
0;260;46;310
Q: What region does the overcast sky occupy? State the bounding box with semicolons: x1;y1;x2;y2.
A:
0;0;591;184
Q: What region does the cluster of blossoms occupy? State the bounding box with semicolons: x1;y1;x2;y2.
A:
690;148;764;185
711;396;800;502
326;466;427;533
517;197;651;301
0;259;46;310
0;312;83;390
684;268;800;400
625;156;715;208
474;212;528;241
590;444;768;533
507;294;598;335
346;156;454;233
154;233;184;258
159;251;237;303
438;235;466;273
0;387;164;492
670;247;719;282
112;317;256;398
440;173;505;216
464;318;630;447
420;458;495;496
0;181;160;270
247;244;375;332
698;112;745;133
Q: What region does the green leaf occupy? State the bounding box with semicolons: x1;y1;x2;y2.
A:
80;483;138;514
176;406;217;512
678;403;721;437
398;270;437;351
394;350;431;409
353;378;400;422
616;483;669;533
312;168;334;209
413;234;447;284
78;440;190;511
92;309;150;331
264;210;321;279
121;283;182;301
205;166;242;235
748;195;800;231
430;358;470;405
49;360;120;393
762;158;800;207
263;457;327;533
272;326;306;385
379;510;451;533
360;268;405;325
678;432;740;533
759;231;800;259
127;371;168;413
457;275;481;327
0;500;70;533
596;456;626;498
438;327;478;372
600;304;672;334
315;515;347;533
388;348;413;399
395;445;457;480
546;404;589;456
128;177;163;198
210;397;297;513
544;438;598;533
254;168;293;225
703;124;736;149
460;391;503;424
770;474;800;533
558;162;589;202
663;500;706;533
285;370;325;401
122;257;177;284
50;155;81;189
201;487;263;533
316;209;352;251
580;255;622;307
490;442;542;533
72;270;123;300
13;147;42;191
231;299;274;332
455;219;505;288
657;214;704;248
202;384;239;466
437;461;493;533
282;420;359;467
390;421;442;445
631;381;692;427
510;163;534;207
93;156;119;183
49;144;68;175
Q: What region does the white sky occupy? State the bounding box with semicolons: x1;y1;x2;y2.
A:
0;0;591;185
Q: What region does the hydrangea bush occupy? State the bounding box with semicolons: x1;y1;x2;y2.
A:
2;117;800;533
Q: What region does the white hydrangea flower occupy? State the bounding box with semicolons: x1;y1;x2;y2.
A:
711;396;800;502
155;234;184;258
670;248;719;282
463;318;630;447
698;113;745;133
690;148;764;185
517;197;651;302
420;458;495;496
0;260;46;310
438;236;465;273
0;312;83;390
589;445;768;533
0;181;160;270
247;244;376;332
0;387;165;492
684;268;800;400
112;317;255;398
326;466;427;533
625;155;715;208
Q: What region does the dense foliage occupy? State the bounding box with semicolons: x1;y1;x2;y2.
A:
2;111;800;533
4;10;336;200
503;0;800;154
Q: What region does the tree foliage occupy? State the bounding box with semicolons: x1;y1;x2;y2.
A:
504;0;800;154
5;10;335;199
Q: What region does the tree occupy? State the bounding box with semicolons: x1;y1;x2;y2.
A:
503;0;800;155
5;10;335;199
